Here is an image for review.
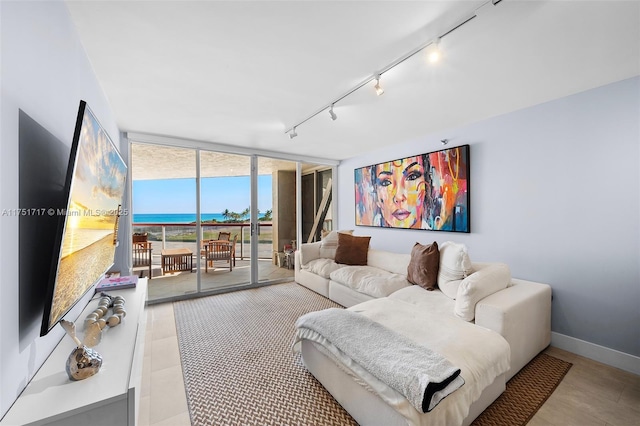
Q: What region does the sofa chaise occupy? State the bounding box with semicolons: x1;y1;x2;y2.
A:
293;233;552;425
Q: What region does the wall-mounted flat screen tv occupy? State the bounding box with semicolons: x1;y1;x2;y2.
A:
40;100;127;336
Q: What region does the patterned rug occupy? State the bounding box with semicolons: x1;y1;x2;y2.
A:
174;283;357;426
471;353;572;426
174;283;571;426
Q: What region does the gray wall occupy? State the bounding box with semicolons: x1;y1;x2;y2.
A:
0;1;125;418
338;77;640;358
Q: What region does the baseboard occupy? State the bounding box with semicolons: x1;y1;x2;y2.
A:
551;332;640;375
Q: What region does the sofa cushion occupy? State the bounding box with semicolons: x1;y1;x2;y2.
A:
303;258;345;279
407;241;440;291
298;241;322;266
319;230;353;259
439;278;463;299
437;241;473;294
439;262;499;299
330;266;410;298
454;263;511;321
389;286;456;319
367;249;411;275
335;233;370;265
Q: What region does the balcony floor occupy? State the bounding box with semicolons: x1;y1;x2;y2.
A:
132;240;294;302
138;257;293;302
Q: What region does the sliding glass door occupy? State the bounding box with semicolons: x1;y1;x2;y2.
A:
199;151;251;291
131;144;198;300
131;142;296;303
257;156;298;283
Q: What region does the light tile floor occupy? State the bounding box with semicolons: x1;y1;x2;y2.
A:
139;301;640;426
139;302;191;426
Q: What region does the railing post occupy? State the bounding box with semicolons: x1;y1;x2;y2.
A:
162;225;166;249
240;224;244;260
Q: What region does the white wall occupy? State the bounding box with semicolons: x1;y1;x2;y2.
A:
0;1;124;418
338;77;640;359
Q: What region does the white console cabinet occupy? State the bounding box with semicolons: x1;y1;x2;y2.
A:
1;279;147;426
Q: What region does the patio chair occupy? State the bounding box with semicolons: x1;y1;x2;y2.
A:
204;235;237;272
132;232;148;244
199;234;228;257
230;234;237;267
132;241;152;279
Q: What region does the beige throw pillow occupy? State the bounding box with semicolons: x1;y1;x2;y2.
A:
319;230;353;259
437;241;473;297
406;242;440;291
454;263;511;321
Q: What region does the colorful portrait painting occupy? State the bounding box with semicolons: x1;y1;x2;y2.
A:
355;145;469;232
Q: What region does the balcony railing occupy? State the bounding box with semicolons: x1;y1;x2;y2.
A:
132;222;273;260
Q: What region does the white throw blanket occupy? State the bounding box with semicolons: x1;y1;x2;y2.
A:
294;308;465;412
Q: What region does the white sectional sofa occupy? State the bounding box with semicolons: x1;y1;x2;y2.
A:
294;238;551;379
294;236;552;425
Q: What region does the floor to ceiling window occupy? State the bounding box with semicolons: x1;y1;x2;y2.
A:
199;150;252;291
258;156;298;281
131;144;198;301
130;142;296;303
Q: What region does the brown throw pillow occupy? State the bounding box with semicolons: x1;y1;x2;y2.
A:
334;233;371;266
407;241;440;291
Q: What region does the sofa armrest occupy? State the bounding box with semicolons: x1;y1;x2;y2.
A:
294;250;302;275
297;241;322;266
475;278;552;380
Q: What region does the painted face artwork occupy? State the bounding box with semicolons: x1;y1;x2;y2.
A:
354;145;469;232
374;156;427;229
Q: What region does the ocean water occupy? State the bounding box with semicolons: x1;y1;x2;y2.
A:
133;213;229;224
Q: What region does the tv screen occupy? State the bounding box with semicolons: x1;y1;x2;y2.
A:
40;100;127;336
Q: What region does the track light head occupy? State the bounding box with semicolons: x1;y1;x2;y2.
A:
329;105;337;121
289;127;298;139
427;38;442;63
374;75;384;96
441;139;449;145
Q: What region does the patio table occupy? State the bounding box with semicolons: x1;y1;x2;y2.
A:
161;248;193;274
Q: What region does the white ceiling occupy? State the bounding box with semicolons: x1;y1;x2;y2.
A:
130;143;299;180
66;0;640;162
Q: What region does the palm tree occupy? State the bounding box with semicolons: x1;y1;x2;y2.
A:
260;209;272;221
222;208;231;222
241;207;250;221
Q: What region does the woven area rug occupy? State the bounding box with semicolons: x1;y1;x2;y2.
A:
174;283;571;426
472;353;572;426
174;283;357;426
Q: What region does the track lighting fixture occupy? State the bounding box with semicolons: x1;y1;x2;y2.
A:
374;75;384;96
329;105;337;121
427;38;441;63
441;139;449;145
283;0;504;138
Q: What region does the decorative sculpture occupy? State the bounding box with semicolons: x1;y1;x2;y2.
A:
60;320;103;381
59;293;127;381
84;293;127;333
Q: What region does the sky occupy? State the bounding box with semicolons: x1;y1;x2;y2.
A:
132;175;272;214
